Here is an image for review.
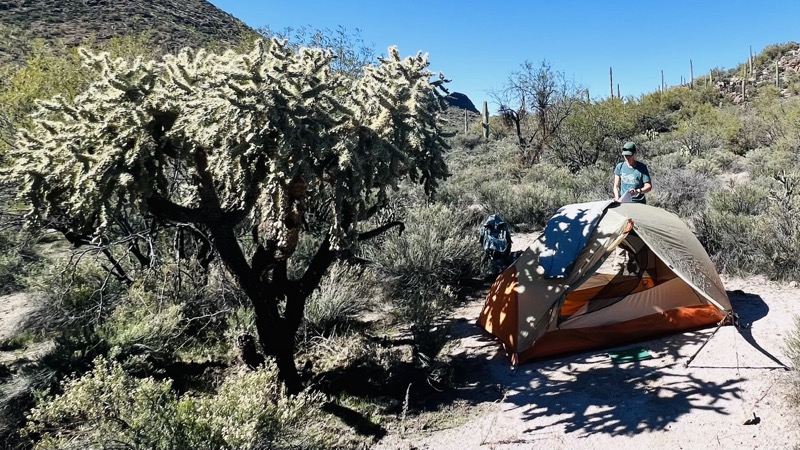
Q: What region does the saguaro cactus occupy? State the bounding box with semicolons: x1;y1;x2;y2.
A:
609;67;613;99
482;101;489;140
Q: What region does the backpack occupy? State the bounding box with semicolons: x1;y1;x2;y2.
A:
479;214;512;259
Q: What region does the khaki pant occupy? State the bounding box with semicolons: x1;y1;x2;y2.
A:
612;246;638;274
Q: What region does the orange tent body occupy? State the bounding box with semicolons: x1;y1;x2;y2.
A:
477;202;732;365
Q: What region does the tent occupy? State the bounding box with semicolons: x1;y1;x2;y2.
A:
477;201;732;364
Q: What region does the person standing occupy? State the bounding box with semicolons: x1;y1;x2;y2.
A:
613;141;652;203
611;141;651;275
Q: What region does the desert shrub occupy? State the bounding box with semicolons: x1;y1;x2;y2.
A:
651;150;692;171
365;203;481;370
639;134;686;159
0;229;40;294
436;139;526;221
671;104;725;157
755;202;800;280
25;357;329;450
686;157;721;176
744;147;799;179
725;105;772;155
441;142;615;231
442;138;521;180
786;315;800;401
98;281;185;350
304;332;406;394
303;262;376;337
468;179;561;230
705;148;745;173
26;256;125;336
729;97;800;157
574;165;616;201
448;131;485;151
523;163;610;203
648;168;718;218
366;204;481;329
694;184;769;274
634;91;680;133
787;72;800;96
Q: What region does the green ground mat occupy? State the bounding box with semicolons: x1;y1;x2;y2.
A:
608;347;653;363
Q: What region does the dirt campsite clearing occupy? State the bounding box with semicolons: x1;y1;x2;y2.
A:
376;233;800;450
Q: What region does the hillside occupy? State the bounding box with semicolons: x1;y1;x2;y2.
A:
0;0;253;65
714;41;800;102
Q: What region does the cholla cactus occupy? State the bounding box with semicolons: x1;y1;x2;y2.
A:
5;38;449;391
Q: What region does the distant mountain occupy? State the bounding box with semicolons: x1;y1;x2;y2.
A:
0;0;252;65
445;92;479;114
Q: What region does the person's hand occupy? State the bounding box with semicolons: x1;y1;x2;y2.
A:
628;188;637;194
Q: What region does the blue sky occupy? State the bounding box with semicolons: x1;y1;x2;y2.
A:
207;0;800;109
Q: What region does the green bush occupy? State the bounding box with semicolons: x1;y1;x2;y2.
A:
366;204;481;328
98;280;185;349
786;314;800;401
686;157;721;176
694;184;769;275
0;229;39;295
705;149;745;173
755;203;800;280
648;168;717;219
303;262;376;337
25;357;329;450
649;146;692;171
26;256;125;335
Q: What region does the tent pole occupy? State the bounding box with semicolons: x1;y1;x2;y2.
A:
684;311;731;368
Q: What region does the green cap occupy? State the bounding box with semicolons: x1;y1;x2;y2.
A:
621;141;637;156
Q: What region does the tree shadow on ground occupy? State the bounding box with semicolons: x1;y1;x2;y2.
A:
511;358;743;436
423;317;748;437
405;285;790;438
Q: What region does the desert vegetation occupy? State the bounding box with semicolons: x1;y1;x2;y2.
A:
1;23;800;450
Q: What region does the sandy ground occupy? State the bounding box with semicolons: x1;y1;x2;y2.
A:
3;235;800;449
377;234;800;450
0;292;34;342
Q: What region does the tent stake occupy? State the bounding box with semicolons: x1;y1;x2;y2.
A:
685;311;731;368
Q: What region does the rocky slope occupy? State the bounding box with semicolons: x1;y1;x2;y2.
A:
0;0;252;65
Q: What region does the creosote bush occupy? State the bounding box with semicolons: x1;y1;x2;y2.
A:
303;262;377;337
26;357;331;450
0;229;40;295
695;183;771;275
647;168;717;218
366;203;480;329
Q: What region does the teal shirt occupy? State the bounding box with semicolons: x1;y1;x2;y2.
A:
615;161;651;204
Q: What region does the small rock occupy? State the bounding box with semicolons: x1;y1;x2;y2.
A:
789;281;799;288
